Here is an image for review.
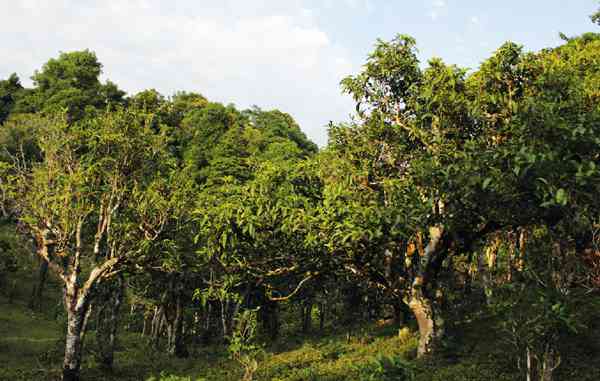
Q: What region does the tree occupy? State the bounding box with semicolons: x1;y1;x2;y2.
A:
186;101;321;347
26;50;125;120
337;35;470;356
129;167;197;358
245;107;318;155
0;73;24;124
333;31;600;360
1;108;176;380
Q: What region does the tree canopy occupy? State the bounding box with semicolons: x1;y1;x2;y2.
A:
1;17;599;381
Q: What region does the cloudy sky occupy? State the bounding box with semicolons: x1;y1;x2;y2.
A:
1;0;597;146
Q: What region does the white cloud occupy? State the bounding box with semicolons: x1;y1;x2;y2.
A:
470;16;480;25
0;0;355;146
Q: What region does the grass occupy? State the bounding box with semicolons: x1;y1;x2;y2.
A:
0;298;522;381
1;268;599;381
256;325;418;381
0;296;63;380
0;297;416;381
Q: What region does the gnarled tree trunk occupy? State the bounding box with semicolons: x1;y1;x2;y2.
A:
408;286;445;357
62;279;93;381
407;225;449;358
59;256;122;380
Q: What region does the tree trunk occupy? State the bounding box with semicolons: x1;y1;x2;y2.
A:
151;305;165;348
201;302;214;344
95;276;124;369
481;236;500;304
301;300;313;334
166;294;188;358
62;282;92;381
540;345;561;381
517;228;528;272
125;304;136;332
408;290;444;357
221;298;228;338
142;308;151;337
32;225;123;381
526;346;533;381
408;225;449;358
225;298;241;339
29;259;48;310
318;302;326;331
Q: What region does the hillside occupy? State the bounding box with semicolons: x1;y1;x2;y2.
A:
1;279;599;380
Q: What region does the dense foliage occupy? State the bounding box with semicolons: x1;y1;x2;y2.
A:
0;10;599;381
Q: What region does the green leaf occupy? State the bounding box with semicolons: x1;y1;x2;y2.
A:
482;177;492;190
555;188;568;206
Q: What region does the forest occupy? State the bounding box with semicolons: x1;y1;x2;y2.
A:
0;8;599;381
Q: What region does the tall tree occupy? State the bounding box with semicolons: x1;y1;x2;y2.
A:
333;31;600;359
1;109;176;380
27;50;125;120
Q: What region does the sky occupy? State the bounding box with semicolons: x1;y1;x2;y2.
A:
1;0;598;146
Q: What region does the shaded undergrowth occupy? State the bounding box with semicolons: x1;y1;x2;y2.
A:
1;290;599;381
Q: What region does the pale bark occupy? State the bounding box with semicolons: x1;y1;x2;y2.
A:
517;228;528;272
200;301;216;344
507;232;515;282
221;298;228;338
34;223;124;381
125;304;136;331
165;294;188;358
151;305;166;348
62;281;93;381
408;225;448;357
409;290;444;357
481;235;500;303
526;346;533;381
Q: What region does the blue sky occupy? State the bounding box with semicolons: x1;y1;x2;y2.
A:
311;1;597;70
1;1;597;146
